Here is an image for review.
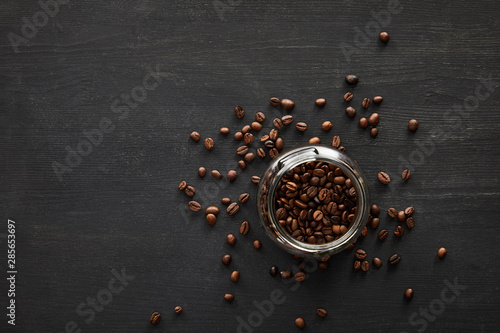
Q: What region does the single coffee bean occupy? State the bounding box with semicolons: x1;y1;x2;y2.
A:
269;97;281;107
318;261;329;270
206;206;220;215
371;204;380;216
359;117;368;129
316;308;327;318
251;122;263;131
280;270;292;279
309;137;321;144
204;138;214;150
397;211;406;222
178;180;187;191
331;136;341;148
295;317;306;329
370;217;380;229
362;98;371;108
361;260;370;272
221;197;231;205
377;171;391;184
227;170;238;182
251;175;260;184
206;213;217;226
372;257;383;268
370;127;379;138
238;160;247;170
244;152;255;163
255;112;266;122
239;193;250;204
353;260;361;271
198;167;207;178
275;137;284;150
244;133;254;145
184;186;196;197
344;92;354;101
227;202;240;215
273;118;284;129
257;148;266;158
281;98;295;110
189;131;201;142
253;240;262;249
322;121;333;131
220;127;230;135
405;206;415;217
437;247;447;259
269;129;279;141
361;226;368;237
408;119;419;132
241;125;251;134
270;266;279;277
264;140;275;149
294;272;306;282
404;288;414;300
231;271;240;282
224;293;234;302
379;31;390;42
239;221;250;235
281;115;294;126
378;229;388;240
388;207;398;218
389;253;401;265
150;312;161;325
345;74;359;85
295;122;308;132
368;113;380;126
268;148;279;159
373;95;383;104
355;249;367;260
226;234;237;246
211;169;223;179
234;105;245;119
406;217;415;229
346;243;355;250
234;131;243;141
315;98;326;107
221;254;231;265
174;306;182;314
402;169;411;181
394;225;404;238
345;106;356;118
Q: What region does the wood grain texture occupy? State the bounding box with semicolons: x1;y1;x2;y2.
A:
1;0;499;332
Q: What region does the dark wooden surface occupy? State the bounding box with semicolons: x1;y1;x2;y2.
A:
1;0;499;332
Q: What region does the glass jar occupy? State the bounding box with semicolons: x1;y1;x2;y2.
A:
257;145;370;258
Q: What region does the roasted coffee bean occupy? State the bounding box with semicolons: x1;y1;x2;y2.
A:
269;97;281;107
198;167;207;178
244;152;255;163
281;98;295;110
257;148;266;158
178;180;187;191
275;138;284;150
316;308;327;318
220;127;230;135
404;288;414;300
239;221;250;235
269;148;279;159
256;112;266;122
353;260;361;271
253;240;262;249
244;133;254;145
394;225;404;238
221;254;232;265
234;105;245;119
405;206;415;217
379;31;390;42
226;234;237;246
295;317;306;329
309;137;321;144
437;247;447;259
315;98;326;107
331;136;341;148
370;217;380;229
370;127;379;138
355;249;367;260
234;131;243;141
372;257;383;268
294;272;306;282
185;186;196;197
224;293;234;302
345;74;359;85
406;217;415;229
361;226;368;237
281;115;294;126
402;169;411;181
371;204;380;216
221;197;231;205
251;122;263;131
238;160;247;170
270;266;279;276
408;119;419;132
204;138;214;150
273;118;284;129
362;98;371;109
150;312;161;325
397;211;406;222
241;125;251;134
388;207;398;218
389;253;401;265
361;260;370;272
322;121;333;131
206;206;220;215
359;117;368;129
227;202;240;215
345;106;356;118
206;213;217;226
211;170;223;179
264;140;275;148
280;270;292;279
377;171;391;184
378;229;388;240
174;306;182;314
344;92;354;102
318;261;329;270
231;271;240;282
239;193;250;204
190;131;201;142
368;113;380;126
373;96;383;104
251;175;260;184
269;128;278;141
227;170;238;182
295;122;308;132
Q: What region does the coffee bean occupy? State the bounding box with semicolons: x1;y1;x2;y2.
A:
275;137;284;150
150;312;161;325
239;221;250;235
220;127;230;135
256;112;266;122
270;266;279;277
294;272;306;282
296;122;308;132
405;206;415;217
178;180;187;191
189;131;201;142
206;206;220;215
211;169;223;179
222;254;232;265
184;185;196;197
174;306;182;314
309;137;321;144
353;260;361;271
397;211;406;222
241;125;251;134
361;260;370;272
370;217;380;229
361;226;368;237
234;131;243;141
346;243;355;251
379;31;390;42
315;98;326;107
377;171;391;184
204;138;214;150
239;193;250;204
295;317;306;329
251;175;260;184
318;261;329;270
238;160;247;170
206;214;217;226
257;148;266;158
234;105;245;119
355;249;367;260
378;229;388;240
244;133;254;145
221;197;231;205
408;119;419;132
394;225;404;238
371;204;380;216
226;234;237;246
281;99;295;110
404;288;414;300
198;167;207;178
273;118;284;129
244;152;255;163
389;253;401;265
362;98;371;109
268;129;278;142
373;96;383;104
269;97;281;107
437;247;447;259
359;117;368;129
402;169;411;181
331;136;341;148
253;240;262;249
227;170;238;182
368;113;380;126
345;74;359;85
388;208;398;218
231;271;240;282
251;122;263;131
345;106;356;118
269;148;279;159
372;257;383;268
316;308;327;318
224;293;234;302
406;217;415;229
280;270;292;279
370;127;378;138
322;121;333;131
227;202;240;215
281;115;294;126
344;92;354;102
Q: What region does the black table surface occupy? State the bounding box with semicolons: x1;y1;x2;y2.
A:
1;0;499;332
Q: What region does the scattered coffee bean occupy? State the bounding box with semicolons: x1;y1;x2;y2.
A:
234;105;245;119
221;197;231;205
189;132;201;142
361;226;368;237
253;240;262;249
206;213;217;226
346;243;356;251
220;127;230;135
437;247;447;259
404;288;414;300
273;118;284;129
356;117;368;129
402;169;411;181
344;92;354;102
318;261;329;270
198;167;207;178
345;106;356;118
150;312;161;325
405;206;415;217
316;308;327;318
379;31;390;42
397;211;406;222
394;225;404;238
377;171;391;184
280;270;292;279
227;170;238;182
361;260;370;272
370;217;380;229
238;193;250;204
378;229;388;240
269;129;279;141
269;148;279;159
174;306;182;314
226;234;237;246
408;119;419;132
244;133;254;145
353;260;361;271
222;254;232;265
244;152;255;163
178;180;187;191
251;175;260;184
224;293;234;302
332;136;341;148
188;201;201;212
388;208;398;218
389;253;401;265
231;271;240;282
315;98;326;107
362;98;371;109
270;266;279;277
355;249;367;260
309;137;321;144
184;186;196;197
295;122;308;132
256;112;266;122
206;206;220;215
281;99;295;110
372;257;383;268
373;96;383;104
257;148;266;158
227;202;240;215
240;221;250;235
406;217;415;229
295;317;306;329
281;115;294;126
211;169;223;179
294;272;306;282
371;204;380;216
204;138;214;150
234;131;243;141
322;121;333;131
269;97;281;107
345;74;359;85
275;137;284;150
238;160;247;170
368;113;380;126
251;122;263;131
241;125;251;134
370;127;378;138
